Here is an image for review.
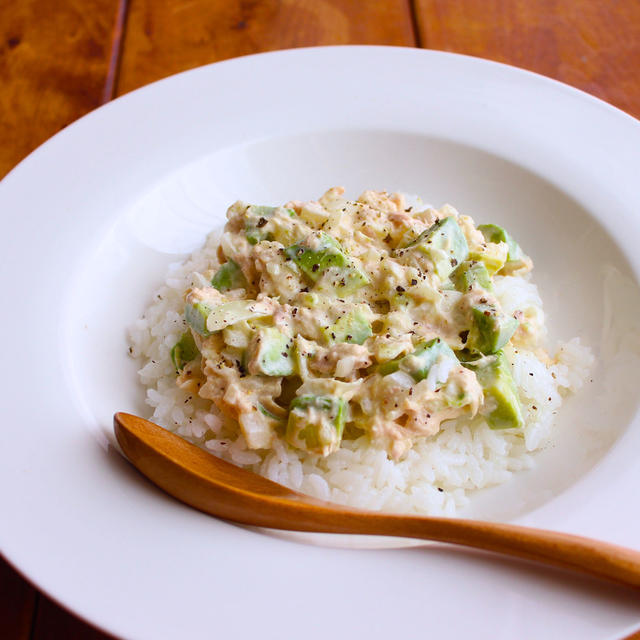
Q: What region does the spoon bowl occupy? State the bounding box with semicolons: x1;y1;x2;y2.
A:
114;412;640;588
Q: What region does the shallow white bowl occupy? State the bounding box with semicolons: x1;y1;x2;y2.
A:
2;46;640;639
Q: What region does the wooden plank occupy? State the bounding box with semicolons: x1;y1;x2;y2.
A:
31;594;116;640
0;0;127;178
0;556;36;640
412;0;640;118
116;0;416;94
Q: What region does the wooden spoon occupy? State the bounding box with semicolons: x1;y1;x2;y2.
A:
114;412;640;588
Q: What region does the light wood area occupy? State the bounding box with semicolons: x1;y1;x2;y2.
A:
412;0;640;118
115;0;416;95
0;0;126;177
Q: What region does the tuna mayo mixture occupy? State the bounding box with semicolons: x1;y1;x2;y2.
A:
169;187;537;460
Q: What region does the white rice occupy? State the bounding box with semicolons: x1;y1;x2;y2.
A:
128;223;594;516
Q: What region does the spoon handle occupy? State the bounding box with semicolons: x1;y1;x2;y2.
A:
309;510;640;588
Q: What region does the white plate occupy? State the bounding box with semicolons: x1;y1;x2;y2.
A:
2;46;640;639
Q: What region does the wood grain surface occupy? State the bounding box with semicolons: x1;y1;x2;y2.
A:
116;0;416;95
0;0;126;178
413;0;640;117
1;0;640;638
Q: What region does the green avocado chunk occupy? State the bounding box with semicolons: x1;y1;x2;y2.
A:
451;260;493;292
323;309;372;345
467;303;518;354
170;331;200;373
286;395;346;455
244;204;295;245
244;205;276;245
477;223;528;272
285;231;347;279
285;231;369;294
379;337;458;382
211;260;247;292
466;351;523;429
184;301;216;337
467;243;507;276
400;217;469;279
247;327;294;376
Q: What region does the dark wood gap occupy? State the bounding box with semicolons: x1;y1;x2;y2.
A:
27;594;40;640
409;0;425;48
0;555;38;640
103;0;131;102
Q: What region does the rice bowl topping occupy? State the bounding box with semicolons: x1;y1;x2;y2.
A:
129;187;593;515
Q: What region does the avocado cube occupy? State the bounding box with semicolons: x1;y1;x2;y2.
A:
466;351;523;429
468;243;508;275
244;205;296;245
211;260;247;292
286;232;369;294
170;331;200;373
379;337;458;382
401;217;469;279
286;395;346;455
467;304;518;354
285;231;347;280
323;309;372;345
451;260;493;292
244;205;276;245
185;301;216;337
247;327;294;377
477;223;529;272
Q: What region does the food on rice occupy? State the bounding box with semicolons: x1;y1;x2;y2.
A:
129;188;593;515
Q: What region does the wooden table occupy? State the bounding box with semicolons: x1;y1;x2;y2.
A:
1;1;639;638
